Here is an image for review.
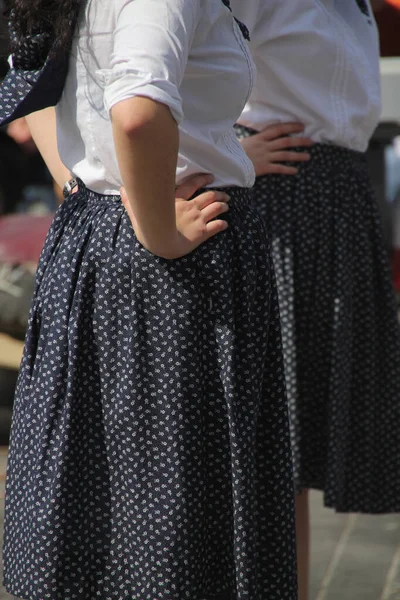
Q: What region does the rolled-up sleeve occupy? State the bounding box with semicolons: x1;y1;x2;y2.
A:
99;0;199;123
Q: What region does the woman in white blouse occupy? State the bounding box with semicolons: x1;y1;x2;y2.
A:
1;0;298;599
232;1;400;598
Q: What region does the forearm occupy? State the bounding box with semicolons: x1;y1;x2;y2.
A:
25;108;70;189
111;96;178;252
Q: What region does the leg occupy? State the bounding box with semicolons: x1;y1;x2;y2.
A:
296;489;310;600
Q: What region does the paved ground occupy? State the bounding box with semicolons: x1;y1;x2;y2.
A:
0;445;399;600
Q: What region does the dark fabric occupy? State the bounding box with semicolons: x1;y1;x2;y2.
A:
354;0;370;16
0;1;10;60
3;184;297;600
0;46;69;126
0;8;74;126
220;0;249;40
236;125;400;514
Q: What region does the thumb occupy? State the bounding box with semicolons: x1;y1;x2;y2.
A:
119;186;137;229
175;173;214;200
120;186;129;206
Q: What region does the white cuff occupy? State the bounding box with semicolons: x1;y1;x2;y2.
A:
97;68;184;124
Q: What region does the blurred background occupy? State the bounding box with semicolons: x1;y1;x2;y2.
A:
1;1;400;599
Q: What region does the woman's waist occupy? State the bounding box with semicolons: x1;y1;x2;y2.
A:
70;178;253;214
69;159;254;198
235;134;369;179
176;127;255;188
192;185;253;222
236;106;378;153
66;130;255;195
66;181;257;240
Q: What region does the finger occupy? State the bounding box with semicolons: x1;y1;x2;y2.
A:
203;219;229;240
175;173;214;200
258;122;306;141
194;191;230;210
263;164;299;175
270;151;311;163
268;136;314;151
201;201;229;222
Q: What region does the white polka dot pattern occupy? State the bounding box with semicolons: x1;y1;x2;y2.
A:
0;7;78;127
3;185;298;599
237;126;400;514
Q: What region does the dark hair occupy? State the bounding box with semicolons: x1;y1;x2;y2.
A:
6;0;82;53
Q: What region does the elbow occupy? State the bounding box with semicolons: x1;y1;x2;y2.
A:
111;97;176;138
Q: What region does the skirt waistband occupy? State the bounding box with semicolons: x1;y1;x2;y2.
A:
69;179;252;218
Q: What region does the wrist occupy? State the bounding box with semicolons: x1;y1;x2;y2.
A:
138;228;181;259
62;177;79;198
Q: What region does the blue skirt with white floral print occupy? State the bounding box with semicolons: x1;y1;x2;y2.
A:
3;183;297;600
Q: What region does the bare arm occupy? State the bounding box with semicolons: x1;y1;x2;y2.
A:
111;97;178;255
112;96;229;259
25;107;71;190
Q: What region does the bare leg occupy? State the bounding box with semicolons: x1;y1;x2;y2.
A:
296;489;310;600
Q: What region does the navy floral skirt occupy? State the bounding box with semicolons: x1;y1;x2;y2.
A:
3;183;297;600
237;124;400;513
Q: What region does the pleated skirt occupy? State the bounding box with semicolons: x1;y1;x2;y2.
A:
237;125;400;513
3;183;297;600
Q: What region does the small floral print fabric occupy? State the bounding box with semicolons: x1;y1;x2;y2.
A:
3;184;298;600
236;126;400;513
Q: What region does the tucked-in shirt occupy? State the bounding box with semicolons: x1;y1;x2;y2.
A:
55;0;255;195
232;0;381;152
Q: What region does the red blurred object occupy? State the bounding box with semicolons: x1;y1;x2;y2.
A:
0;213;54;264
375;1;400;57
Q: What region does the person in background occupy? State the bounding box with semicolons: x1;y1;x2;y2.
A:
1;0;298;598
232;1;400;599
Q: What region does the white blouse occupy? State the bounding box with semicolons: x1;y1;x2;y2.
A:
232;0;381;152
56;0;256;195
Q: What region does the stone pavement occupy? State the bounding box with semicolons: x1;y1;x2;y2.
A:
0;446;399;600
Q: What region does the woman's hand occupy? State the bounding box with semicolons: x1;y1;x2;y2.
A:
241;122;313;176
120;173;230;259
